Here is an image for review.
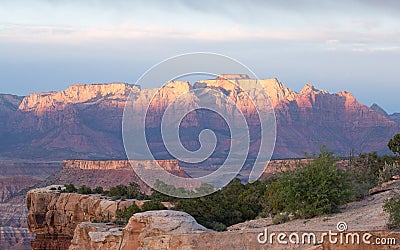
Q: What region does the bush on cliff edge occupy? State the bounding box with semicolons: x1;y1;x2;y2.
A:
265;146;352;219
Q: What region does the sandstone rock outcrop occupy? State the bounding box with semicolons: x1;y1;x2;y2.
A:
27;187;133;236
63;159;182;172
69;210;211;250
26;186;170;250
27;184;400;250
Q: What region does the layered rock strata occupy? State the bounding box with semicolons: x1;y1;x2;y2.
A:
0;78;398;159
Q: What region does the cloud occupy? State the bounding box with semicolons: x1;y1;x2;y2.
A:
325;39;340;45
0;23;325;43
352;46;400;53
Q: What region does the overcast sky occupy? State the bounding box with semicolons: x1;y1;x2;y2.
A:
0;0;399;113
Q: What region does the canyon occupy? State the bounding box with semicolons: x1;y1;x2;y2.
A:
0;157;313;249
0;159;189;249
0;161;61;249
1;76;399;249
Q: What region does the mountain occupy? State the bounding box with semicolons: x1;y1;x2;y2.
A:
0;94;24;142
0;77;398;160
370;103;389;117
390;113;400;127
0;94;23;114
370;103;400;129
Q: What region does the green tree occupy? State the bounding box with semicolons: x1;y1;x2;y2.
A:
172;178;268;231
383;195;400;229
141;200;167;212
153;179;215;198
265;146;352;219
388;134;400;156
126;182;147;199
115;203;141;224
93;186;104;194
107;183;148;200
77;185;92;194
64;184;77;193
123;203;141;222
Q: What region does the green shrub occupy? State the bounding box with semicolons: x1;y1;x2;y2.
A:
265;146;351;219
209;221;226;231
272;213;290;225
383;195;400;229
77;185;92;195
141;200;167;212
172;178;267;231
347;152;398;200
107;183;147;200
93;186;104;194
264;181;284;215
388;134;400;156
116;203;142;224
378;162;400;184
109;185;127;198
153;180;214;198
64;184;77;193
149;190;177;202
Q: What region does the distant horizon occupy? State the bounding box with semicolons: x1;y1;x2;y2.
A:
1;0;399;113
1;76;398;114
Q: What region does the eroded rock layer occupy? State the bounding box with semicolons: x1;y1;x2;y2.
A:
0;78;398;159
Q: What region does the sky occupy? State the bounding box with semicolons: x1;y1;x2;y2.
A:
0;0;399;113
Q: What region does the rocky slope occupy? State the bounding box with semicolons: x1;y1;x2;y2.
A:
0;94;23;128
0;161;62;203
371;103;400;128
27;183;400;250
0;78;398;159
390;113;400;127
26;186;173;250
0;94;24;151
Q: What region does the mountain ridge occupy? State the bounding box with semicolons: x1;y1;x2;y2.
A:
0;78;398;160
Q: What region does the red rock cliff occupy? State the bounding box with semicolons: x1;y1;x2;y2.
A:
1;78;398;159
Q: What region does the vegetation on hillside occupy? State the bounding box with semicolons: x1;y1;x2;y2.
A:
62;182;149;200
388;134;400;156
172;146;399;230
347;152;398;200
265;147;351;221
153;179;215;198
115;200;167;224
384;195;400;229
60;139;400;231
172;178;267;231
382;133;400;229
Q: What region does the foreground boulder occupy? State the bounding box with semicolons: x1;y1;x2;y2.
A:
70;210;210;249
